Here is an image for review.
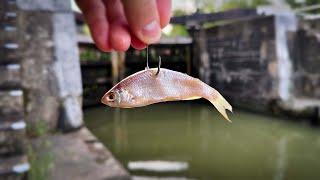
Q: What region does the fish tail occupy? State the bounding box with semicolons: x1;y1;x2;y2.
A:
208;91;232;122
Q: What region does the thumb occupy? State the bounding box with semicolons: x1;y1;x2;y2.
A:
121;0;161;44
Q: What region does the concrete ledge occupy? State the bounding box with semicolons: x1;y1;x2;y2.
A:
32;128;130;180
17;0;71;12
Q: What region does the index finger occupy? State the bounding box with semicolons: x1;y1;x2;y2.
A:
76;0;112;52
156;0;172;28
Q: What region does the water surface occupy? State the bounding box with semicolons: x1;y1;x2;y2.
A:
84;102;320;180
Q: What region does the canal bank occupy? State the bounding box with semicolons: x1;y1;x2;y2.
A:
30;127;130;180
0;0;129;178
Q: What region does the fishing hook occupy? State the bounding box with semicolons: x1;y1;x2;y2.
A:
155;56;161;75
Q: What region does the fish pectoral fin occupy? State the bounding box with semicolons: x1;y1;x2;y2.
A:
182;96;202;100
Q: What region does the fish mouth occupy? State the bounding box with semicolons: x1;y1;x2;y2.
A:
101;94;108;105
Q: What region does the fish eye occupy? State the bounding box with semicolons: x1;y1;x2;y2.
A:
107;92;115;102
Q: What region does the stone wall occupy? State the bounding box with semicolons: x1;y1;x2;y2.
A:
190;13;320;117
1;0;83;176
16;0;83;131
0;90;26;158
191;16;278;111
0;0;29;178
292;19;320;99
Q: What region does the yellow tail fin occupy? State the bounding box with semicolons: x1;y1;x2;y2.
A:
209;92;232;122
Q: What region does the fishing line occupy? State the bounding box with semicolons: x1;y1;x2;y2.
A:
146;46;149;69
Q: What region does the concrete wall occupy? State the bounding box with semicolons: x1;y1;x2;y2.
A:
292;19;320;99
1;0;83;176
191;16;278;112
190;14;320;118
16;0;83;131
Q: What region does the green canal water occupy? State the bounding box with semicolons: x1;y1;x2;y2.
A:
84;102;320;180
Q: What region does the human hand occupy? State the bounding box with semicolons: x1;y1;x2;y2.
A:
76;0;172;52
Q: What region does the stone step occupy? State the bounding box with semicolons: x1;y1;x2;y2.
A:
0;24;18;45
0;112;24;122
0;12;18;25
0;45;20;64
0;64;21;88
0;155;29;179
0;90;23;118
0;1;18;22
0;118;25;131
0;23;17;33
0;117;26;156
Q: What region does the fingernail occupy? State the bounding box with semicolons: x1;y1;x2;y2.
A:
141;20;161;41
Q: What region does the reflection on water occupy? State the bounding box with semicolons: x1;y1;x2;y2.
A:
128;161;189;172
84;101;320;180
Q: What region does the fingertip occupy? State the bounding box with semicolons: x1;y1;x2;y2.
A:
109;23;131;51
139;20;162;44
90;22;112;52
131;35;147;50
76;0;112;52
122;0;161;44
156;0;172;28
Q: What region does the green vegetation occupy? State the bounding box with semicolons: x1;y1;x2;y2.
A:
26;120;54;180
82;24;91;36
80;48;110;61
80;48;96;60
100;52;110;61
166;25;189;37
27;140;54;180
27;120;49;138
195;0;216;13
162;8;190;37
286;0;320;7
195;0;320;13
168;0;270;37
286;0;320;13
220;0;269;11
173;9;188;16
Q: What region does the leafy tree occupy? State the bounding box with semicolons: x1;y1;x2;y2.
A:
286;0;320;13
286;0;320;7
173;9;188;16
220;0;269;11
167;25;189;37
195;0;216;13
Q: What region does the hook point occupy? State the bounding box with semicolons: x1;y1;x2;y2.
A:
156;56;161;75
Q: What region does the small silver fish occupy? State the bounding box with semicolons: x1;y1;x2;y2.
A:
102;68;232;121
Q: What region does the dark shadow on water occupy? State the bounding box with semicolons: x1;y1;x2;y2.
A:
310;107;320;127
